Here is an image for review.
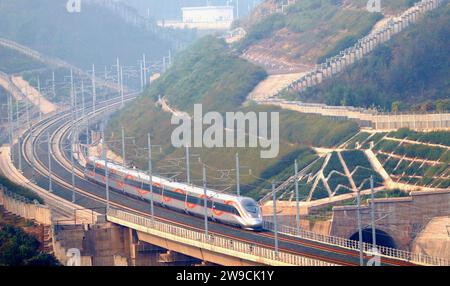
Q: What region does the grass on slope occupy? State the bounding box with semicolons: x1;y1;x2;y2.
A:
107;97;358;199
148;36;267;113
236;0;383;64
389;128;450;147
289;6;450;112
107;34;359;200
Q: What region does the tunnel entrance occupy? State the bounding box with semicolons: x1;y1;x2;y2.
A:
349;228;397;249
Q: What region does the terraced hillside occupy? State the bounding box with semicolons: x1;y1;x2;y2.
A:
286;3;450;112
266;129;449;204
340;129;450;189
269;149;385;203
236;0;406;73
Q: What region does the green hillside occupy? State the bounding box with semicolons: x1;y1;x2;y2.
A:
147;36;267;113
236;0;384;64
288;5;450;112
106;35;358;199
0;0;194;68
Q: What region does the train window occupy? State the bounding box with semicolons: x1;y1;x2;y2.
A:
142;183;163;195
152;185;162;195
242;199;259;214
186;195;202;206
109;173;123;181
164;190;186;201
124;178;142;188
214;202;240;216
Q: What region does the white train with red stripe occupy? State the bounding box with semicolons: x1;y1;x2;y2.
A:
85;157;263;230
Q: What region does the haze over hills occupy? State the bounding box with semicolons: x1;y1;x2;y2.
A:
0;0;195;69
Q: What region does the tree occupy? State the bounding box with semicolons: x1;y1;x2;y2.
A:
391;101;402;113
0;224;60;266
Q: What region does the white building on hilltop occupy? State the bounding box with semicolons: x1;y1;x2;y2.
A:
158;6;235;31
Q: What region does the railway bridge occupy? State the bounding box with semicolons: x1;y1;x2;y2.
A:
1;92;448;266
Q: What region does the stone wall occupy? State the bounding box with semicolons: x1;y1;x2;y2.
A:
263;214;332;235
330;189;450;251
0;187;52;225
51;222;172;266
265;100;450;131
52;223;132;266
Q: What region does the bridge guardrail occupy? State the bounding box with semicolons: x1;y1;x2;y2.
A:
262;220;449;266
107;208;339;266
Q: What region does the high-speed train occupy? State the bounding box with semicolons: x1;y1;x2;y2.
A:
84;157;263;230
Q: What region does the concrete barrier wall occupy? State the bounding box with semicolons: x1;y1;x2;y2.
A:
0;187;52;225
268;100;450;131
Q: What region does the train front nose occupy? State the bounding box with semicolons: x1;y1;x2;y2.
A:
245;214;263;230
247;219;263;230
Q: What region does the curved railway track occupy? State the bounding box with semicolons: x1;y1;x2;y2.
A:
18;94;415;266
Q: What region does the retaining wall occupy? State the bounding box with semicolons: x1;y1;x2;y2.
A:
0;187;51;225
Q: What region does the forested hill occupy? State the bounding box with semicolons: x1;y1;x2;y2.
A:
0;0;192;68
146;36;267;114
293;4;450;112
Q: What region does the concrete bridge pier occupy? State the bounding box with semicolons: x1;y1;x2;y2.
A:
158;250;202;266
53;222;204;266
125;228;169;266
